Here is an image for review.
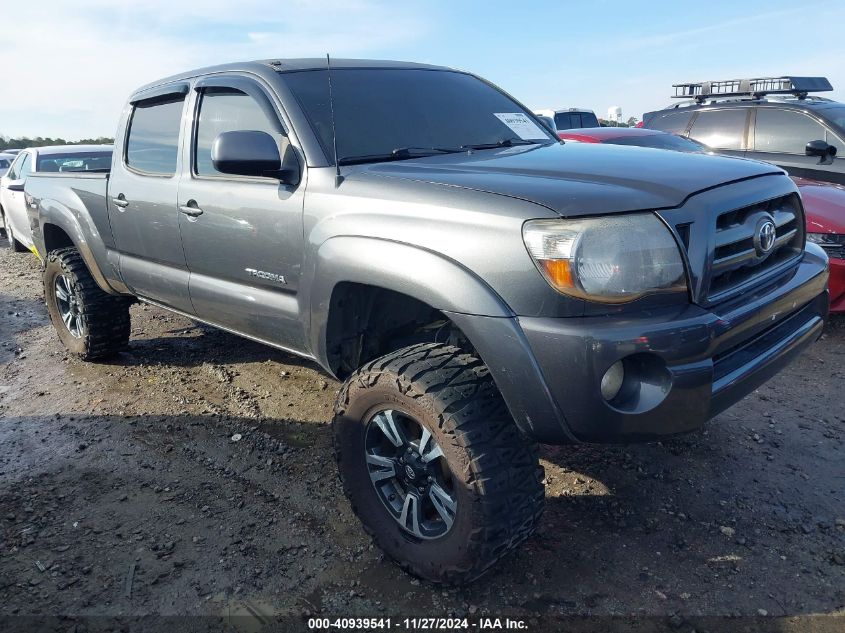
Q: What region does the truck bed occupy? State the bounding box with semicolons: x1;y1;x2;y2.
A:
25;171;114;265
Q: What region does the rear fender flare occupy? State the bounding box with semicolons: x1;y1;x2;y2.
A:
37;198;121;295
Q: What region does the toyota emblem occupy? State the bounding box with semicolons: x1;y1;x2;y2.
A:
754;217;777;256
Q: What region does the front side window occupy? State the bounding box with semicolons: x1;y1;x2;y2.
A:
194;88;284;176
818;105;845;130
826;129;845;151
17;154;32;180
284;68;555;164
754;108;827;154
688;109;747;150
126;96;185;175
6;153;24;180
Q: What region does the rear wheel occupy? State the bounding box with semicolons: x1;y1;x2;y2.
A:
43;248;132;360
333;343;544;584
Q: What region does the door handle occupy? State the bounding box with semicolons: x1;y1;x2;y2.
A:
179;200;204;217
113;194;129;209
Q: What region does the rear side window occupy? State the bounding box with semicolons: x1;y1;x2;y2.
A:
194;88;284;177
37;151;112;172
688;109;747;150
754;108;827;154
648;111;693;135
126;97;185;175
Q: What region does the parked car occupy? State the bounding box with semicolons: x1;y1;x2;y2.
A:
642;76;845;185
795;178;845;312
558;126;712;151
1;145;112;252
25;59;828;584
0;153;15;175
534;107;599;131
557;126;845;312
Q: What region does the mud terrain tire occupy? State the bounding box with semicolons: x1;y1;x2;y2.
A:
44;248;131;360
333;342;544;584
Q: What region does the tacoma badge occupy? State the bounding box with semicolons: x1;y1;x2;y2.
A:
245;268;286;284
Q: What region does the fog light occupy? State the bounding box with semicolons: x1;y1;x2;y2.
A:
600;360;625;401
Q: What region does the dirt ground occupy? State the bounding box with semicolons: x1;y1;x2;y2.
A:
0;241;843;632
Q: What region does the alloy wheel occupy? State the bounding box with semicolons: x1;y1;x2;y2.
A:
54;274;83;338
364;409;457;540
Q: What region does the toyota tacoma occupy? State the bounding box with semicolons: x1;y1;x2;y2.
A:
24;59;829;584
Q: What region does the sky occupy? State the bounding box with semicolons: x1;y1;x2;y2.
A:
2;0;844;140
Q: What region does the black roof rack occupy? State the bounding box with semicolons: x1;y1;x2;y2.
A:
672;76;832;103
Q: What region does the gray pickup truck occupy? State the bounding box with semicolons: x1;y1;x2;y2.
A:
25;59;829;584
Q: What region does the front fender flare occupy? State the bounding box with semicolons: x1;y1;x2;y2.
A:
306;236;513;367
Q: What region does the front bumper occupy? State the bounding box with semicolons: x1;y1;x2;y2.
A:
450;248;828;444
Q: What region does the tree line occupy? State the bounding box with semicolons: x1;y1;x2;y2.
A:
597;117;640;128
0;136;114;151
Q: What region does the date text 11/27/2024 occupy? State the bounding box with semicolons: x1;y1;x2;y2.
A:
307;617;529;630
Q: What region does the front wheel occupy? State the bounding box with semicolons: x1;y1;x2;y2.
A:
333;343;544;584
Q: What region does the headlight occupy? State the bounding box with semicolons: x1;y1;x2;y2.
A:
807;232;844;245
807;232;845;259
523;213;687;303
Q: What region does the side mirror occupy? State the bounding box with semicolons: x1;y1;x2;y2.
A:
7;182;24;192
212;130;299;184
805;139;837;165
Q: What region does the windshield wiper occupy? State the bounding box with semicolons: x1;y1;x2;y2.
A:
393;146;463;157
461;138;542;150
337;146;463;166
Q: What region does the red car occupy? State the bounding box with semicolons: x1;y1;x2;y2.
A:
558;127;845;312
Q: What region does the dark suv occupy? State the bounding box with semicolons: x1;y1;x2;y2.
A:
643;76;845;184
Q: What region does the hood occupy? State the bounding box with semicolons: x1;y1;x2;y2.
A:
793;177;845;233
354;142;783;216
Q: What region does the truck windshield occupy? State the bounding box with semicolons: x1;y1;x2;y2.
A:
284;68;555;165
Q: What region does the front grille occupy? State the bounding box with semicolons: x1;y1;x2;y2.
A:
706;194;804;301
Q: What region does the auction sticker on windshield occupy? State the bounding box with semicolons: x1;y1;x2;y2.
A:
494;113;549;140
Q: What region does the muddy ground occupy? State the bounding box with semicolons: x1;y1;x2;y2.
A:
0;241;843;632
